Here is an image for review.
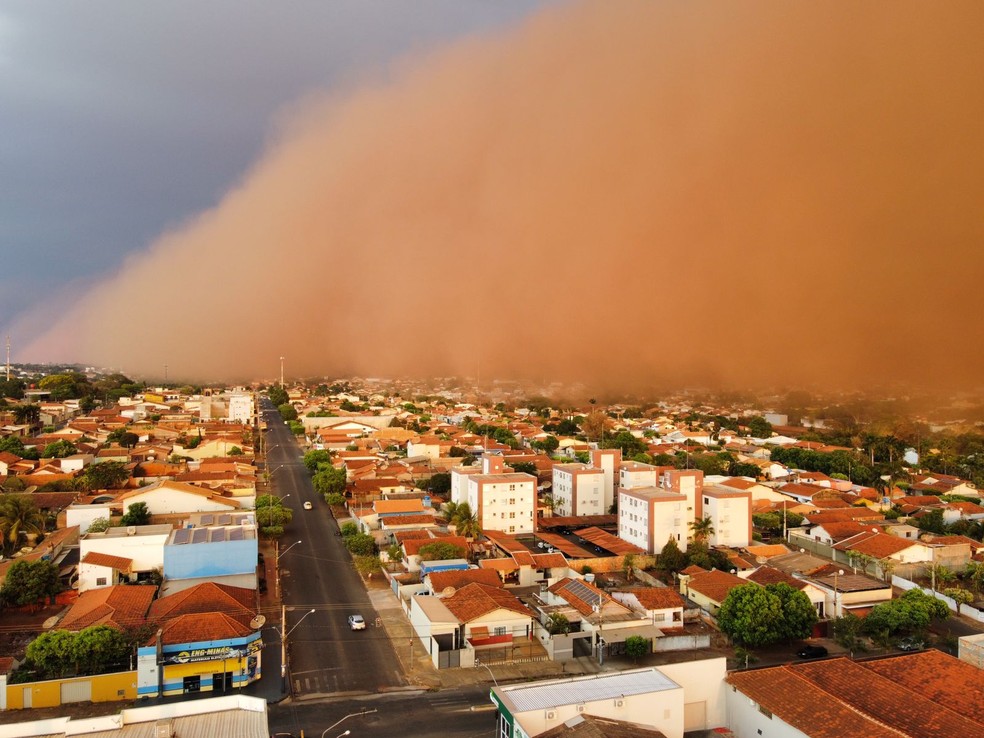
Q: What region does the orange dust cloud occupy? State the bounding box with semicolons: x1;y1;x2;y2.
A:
16;1;984;390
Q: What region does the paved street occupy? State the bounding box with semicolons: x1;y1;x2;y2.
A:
261;400;406;698
269;686;498;738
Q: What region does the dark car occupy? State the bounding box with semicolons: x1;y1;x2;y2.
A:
897;637;925;651
796;644;828;659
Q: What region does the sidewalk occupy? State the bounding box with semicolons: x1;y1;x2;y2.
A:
242;537;288;703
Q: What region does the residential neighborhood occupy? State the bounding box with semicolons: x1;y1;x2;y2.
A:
0;368;982;736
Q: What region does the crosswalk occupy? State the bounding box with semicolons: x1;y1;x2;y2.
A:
292;666;344;695
426;691;486;713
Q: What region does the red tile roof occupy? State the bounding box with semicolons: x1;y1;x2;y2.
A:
157;612;253;645
60;584;156;631
441;583;533;622
149;582;256;627
80;552;133;573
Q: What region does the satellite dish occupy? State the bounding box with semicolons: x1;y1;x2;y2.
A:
42;616;60;630
249;615;266;629
442;587;456;597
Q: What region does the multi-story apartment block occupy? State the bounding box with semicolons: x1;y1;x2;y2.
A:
552;463;605;517
620;461;659;491
702;486;752;548
466;472;537;535
590;448;621;511
662;469;704;529
618;487;689;554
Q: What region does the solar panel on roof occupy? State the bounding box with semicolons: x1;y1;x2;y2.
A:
212;528;227;543
172;529;190;544
564;579;603;608
191;529;208;544
228;527;243;541
201;514;214;525
218;514;232;525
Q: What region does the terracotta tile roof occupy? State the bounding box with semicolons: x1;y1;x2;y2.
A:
727;665;903;738
403;535;467;556
531;552;568;568
861;650;984;724
374;499;424;514
512;550;535;567
743;544;790;559
813;521;876;542
478;558;519;572
379;514;437;526
427;569;503;592
60;584;156;631
804;508;884;524
441;583;533;622
746;566;807;590
394;529;437;543
683;569;746;604
80;552;133;573
833;531;918;558
157;612;253;646
548;577;623;617
149;582;256;627
629;587;686;610
794;656;983;736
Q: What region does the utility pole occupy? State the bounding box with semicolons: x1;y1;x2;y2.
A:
280;356;285;387
164;363;168;384
5;335;9;381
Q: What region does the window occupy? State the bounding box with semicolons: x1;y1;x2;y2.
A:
494;626;507;636
96;577;107;586
654;612;666;622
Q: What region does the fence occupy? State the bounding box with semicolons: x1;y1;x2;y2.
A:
892;575;984;623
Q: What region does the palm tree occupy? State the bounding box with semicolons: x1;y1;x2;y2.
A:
455;510;482;540
0;494;45;553
441;501;460;528
689;516;715;544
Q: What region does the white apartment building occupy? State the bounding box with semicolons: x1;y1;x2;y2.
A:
467;472;537;535
620;461;659;490
702;486;752;547
228;394;253;424
662;469;704;528
590;448;621;511
618;487;689;554
552;463;605;517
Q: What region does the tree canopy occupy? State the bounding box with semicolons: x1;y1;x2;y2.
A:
418;541;466;561
718;582;816;648
120;502;150;527
1;559;60;608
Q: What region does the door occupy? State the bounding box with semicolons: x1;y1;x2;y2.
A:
61;680;93;703
22;688;31;709
684;701;706;731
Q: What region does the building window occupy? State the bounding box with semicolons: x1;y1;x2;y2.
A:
654;612;666;622
494;626;507;636
96;577;107;586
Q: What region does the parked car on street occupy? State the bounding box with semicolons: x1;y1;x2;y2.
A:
897;636;925;651
796;644;828;659
347;614;366;631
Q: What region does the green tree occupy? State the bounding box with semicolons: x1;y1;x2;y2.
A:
72;625;130;675
277;403;297;421
689;516;715;544
38;372;92;401
0;435;38;459
657;536;688;573
267;386;289;407
13;403;41;427
312;466;347;498
546;613;571;635
354;555;383;576
76;461;130;491
86;517;112;533
766;582;818;642
421;472;452;495
303;449;332;473
511;462;538;476
344;533;377;556
41;439;78;458
532;436;560;453
386;543;404;563
747;416;772;438
340;521;359;537
228;446;244;456
119;502;150;527
718;584;783;647
25;630;76;677
324;492;345;506
0;494;45;552
418;541;466;561
1;559;60;608
831;613;865;654
863;588;949;643
255;495;293;535
623;635;650;663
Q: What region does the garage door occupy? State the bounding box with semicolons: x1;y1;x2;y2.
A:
61;680;92;703
684;701;706;731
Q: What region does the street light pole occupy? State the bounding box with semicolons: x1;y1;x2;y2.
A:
475;659;498;686
833;569;844;618
276;607;315;695
276;539;301;601
320;709;377;738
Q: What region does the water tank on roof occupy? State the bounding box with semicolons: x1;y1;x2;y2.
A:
584;573;595;583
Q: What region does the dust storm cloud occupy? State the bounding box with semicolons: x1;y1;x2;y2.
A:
17;1;984;390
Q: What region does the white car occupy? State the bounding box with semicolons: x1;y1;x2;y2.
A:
347;614;366;631
303;501;313;510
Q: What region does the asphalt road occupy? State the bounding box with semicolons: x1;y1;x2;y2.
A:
261;400;406;697
269;686;498;738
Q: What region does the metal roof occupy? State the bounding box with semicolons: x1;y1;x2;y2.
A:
499;668;679;713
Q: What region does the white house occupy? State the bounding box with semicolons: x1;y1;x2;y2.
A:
117;480;244;516
79;524;172;589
